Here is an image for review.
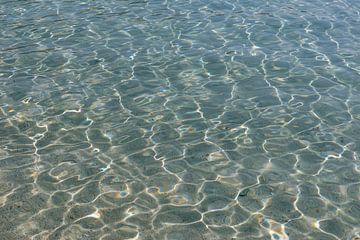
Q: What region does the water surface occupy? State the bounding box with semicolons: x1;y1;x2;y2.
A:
1;0;360;239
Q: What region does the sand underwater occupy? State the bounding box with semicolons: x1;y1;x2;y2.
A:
1;0;360;239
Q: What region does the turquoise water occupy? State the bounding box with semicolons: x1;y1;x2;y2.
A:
1;0;360;239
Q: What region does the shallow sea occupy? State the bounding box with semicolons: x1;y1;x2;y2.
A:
1;0;360;239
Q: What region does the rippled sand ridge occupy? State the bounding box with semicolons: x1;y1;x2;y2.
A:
1;0;360;239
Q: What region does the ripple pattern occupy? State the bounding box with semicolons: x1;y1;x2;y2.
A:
1;0;360;239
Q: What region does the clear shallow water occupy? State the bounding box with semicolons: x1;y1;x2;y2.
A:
1;0;360;239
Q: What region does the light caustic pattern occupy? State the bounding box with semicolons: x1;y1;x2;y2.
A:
1;0;360;239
